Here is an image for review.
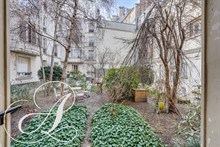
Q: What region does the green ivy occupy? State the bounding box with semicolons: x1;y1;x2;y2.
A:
90;104;164;147
12;105;87;147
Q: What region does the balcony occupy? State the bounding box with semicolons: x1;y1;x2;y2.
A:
67;57;84;64
84;57;96;63
10;41;40;56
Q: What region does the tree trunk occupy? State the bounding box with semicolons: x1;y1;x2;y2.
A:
60;0;78;94
164;62;180;115
39;45;46;82
170;52;181;115
49;10;59;81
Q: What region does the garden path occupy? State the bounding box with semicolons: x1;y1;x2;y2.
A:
78;93;108;147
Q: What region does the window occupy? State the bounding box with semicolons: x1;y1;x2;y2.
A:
31;26;36;44
28;24;32;43
17;56;31;78
43;2;47;11
19;21;26;41
54;45;58;57
72;64;78;71
43;16;47;32
43;27;46;32
27;23;36;44
70;48;80;58
188;20;201;38
88;22;94;32
96;8;100;15
59;24;62;31
194;23;200;35
43;16;47;27
38;35;42;47
181;62;188;78
88;50;94;60
181;87;187;97
189;24;193;37
89;36;95;46
43;38;47;53
43;60;47;66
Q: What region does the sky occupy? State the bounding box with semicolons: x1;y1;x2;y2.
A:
102;0;139;19
116;0;139;9
111;0;139;16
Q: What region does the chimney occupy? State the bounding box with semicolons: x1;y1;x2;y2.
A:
119;6;125;20
135;3;141;29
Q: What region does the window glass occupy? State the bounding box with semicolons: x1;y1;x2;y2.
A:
17;56;30;72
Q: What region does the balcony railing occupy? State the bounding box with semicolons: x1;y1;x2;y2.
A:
67;57;84;63
17;72;32;78
10;40;40;56
89;42;95;46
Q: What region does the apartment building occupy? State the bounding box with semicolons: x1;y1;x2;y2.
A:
9;0;137;85
9;0;99;84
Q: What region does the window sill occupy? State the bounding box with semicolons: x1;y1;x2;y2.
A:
16;77;33;80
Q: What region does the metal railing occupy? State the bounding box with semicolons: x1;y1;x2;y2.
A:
17;72;32;78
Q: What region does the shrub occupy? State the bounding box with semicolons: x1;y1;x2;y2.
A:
66;70;86;89
12;105;87;147
139;65;154;86
104;67;140;98
11;83;37;99
90;104;164;146
38;65;62;81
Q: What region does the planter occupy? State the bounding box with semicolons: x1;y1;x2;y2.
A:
133;89;148;102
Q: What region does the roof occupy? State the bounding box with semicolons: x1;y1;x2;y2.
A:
104;21;137;32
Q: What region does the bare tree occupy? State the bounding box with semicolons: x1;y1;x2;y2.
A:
96;47;114;78
10;0;114;87
123;0;201;114
48;0;66;81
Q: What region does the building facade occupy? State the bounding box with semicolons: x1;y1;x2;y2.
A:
9;0;137;85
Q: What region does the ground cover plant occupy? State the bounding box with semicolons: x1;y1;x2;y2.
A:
90;104;164;146
12;105;87;147
173;104;201;147
11;83;34;99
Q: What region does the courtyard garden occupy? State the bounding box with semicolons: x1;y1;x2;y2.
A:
9;68;201;147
